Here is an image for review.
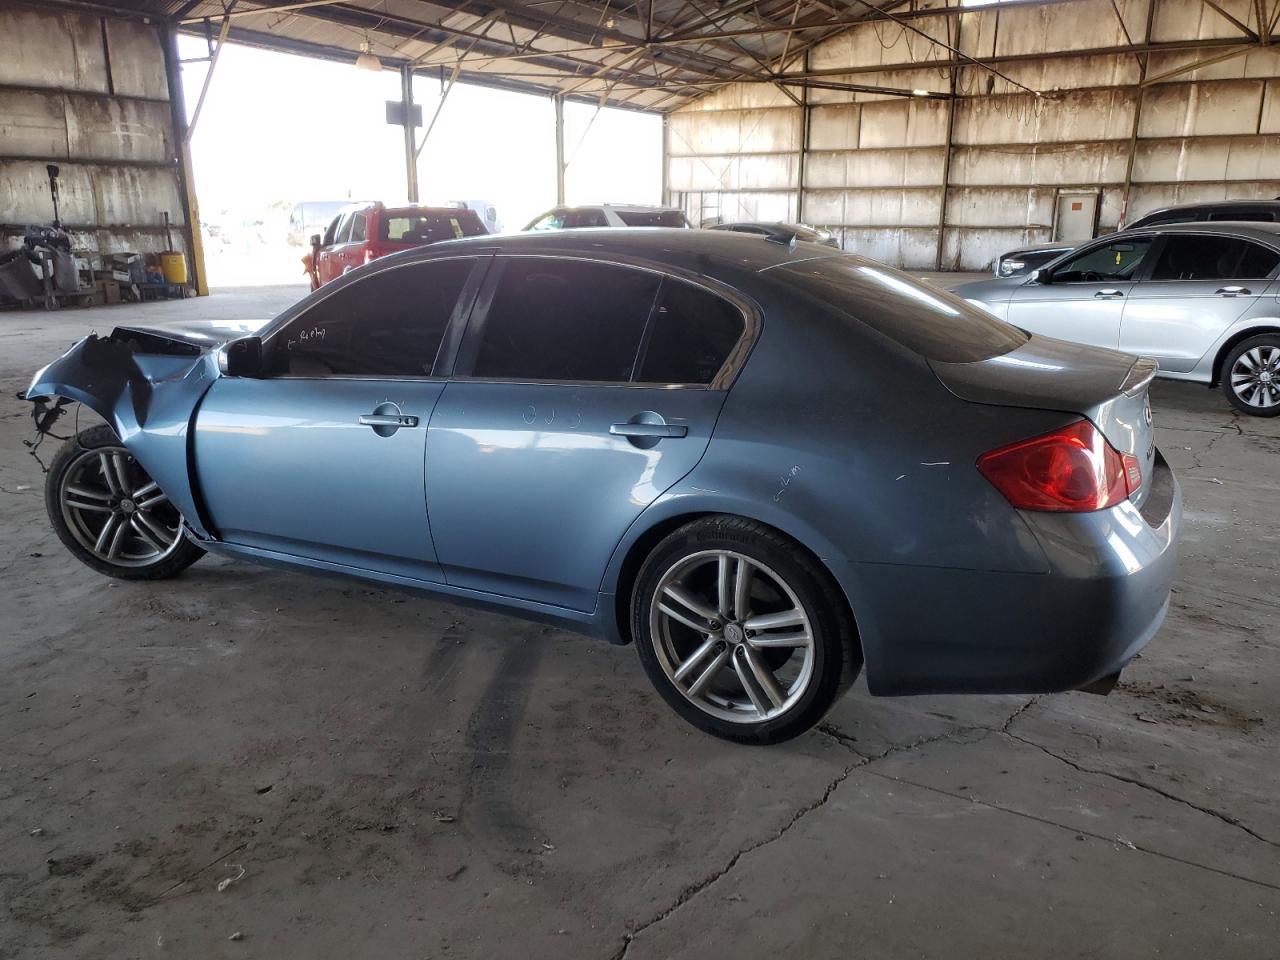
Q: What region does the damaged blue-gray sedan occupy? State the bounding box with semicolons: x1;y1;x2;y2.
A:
26;230;1181;744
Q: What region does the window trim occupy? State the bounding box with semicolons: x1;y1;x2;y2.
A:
448;253;760;391
258;254;492;382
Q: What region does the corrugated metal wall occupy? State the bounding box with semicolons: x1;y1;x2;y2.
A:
0;4;193;270
666;0;1280;270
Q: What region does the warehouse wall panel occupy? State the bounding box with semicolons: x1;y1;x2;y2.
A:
0;1;196;281
668;0;1280;271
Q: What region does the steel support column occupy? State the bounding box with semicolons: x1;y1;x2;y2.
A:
935;15;961;270
162;25;208;296
401;64;420;203
554;93;566;205
1120;0;1158;227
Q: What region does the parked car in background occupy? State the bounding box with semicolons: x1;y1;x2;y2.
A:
956;221;1280;416
303;201;488;289
287;200;350;247
711;221;839;248
524;203;690;230
28;229;1179;744
992;199;1280;278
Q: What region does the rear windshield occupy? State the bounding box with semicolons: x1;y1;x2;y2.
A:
381;209;487;243
616;210;690;228
775;256;1028;363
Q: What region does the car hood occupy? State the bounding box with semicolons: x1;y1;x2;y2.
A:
113;318;272;350
1004;240;1074;257
950;276;1026;303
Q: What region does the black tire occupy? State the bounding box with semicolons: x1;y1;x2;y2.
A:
631;516;860;745
1221;334;1280;417
45;424;205;580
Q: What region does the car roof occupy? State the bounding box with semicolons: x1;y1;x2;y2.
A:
1138;199;1280;216
384;226;843;278
598;203;683;212
1123;220;1280;243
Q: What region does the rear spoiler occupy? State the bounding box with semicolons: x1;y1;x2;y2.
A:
1120;357;1158;397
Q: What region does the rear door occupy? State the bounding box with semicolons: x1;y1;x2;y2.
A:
194;256;487;581
1120;233;1280;371
425;256;751;611
1006;236;1155;350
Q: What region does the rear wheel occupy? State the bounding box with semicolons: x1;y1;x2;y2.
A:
632;516;859;745
45;424;205;580
1222;334;1280;416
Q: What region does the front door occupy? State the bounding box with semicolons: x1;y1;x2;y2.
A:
427;257;750;611
1006;235;1155;350
193;256;484;580
1120;232;1280;372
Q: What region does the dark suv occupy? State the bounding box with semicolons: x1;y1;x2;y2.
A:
992;199;1280;278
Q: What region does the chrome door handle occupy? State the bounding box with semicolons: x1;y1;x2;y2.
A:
1216;286;1250;296
1094;289;1123;298
610;422;688;438
359;414;419;428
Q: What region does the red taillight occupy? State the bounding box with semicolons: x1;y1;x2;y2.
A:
977;419;1138;512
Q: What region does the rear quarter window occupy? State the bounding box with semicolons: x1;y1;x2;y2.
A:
775;256;1028;363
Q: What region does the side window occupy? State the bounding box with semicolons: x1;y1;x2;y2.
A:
1052;238;1153;283
1207;207;1278;222
1130;210;1193;229
564;209;608;228
334;213;354;244
636;280;745;385
349;213;367;243
469;259;660;382
268;258;474;377
1239;241;1280;278
527;212;565;232
1149;235;1280;281
321;215;341;246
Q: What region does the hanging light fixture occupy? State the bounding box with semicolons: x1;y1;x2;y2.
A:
355;37;382;71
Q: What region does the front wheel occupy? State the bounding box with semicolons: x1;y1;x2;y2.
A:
1222;334;1280;416
632;517;860;745
45;424;205;580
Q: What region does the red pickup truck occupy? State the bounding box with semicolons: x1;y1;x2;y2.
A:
302;201;488;289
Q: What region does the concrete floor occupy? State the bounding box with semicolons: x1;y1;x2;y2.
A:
1;285;1277;959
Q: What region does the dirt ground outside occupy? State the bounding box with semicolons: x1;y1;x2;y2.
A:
1;285;1277;959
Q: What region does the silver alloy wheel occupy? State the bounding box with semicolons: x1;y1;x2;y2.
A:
649;549;815;724
1230;345;1280;410
59;445;184;567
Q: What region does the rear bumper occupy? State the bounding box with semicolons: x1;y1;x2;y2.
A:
840;452;1181;696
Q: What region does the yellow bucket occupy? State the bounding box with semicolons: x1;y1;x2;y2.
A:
160;251;187;285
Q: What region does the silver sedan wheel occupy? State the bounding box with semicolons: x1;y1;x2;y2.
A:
1230;345;1280;410
59;445;184;567
649;549;815;724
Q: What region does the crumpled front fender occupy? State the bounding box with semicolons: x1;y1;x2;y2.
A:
27;333;221;538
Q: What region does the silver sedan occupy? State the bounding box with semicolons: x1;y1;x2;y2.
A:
955;222;1280;416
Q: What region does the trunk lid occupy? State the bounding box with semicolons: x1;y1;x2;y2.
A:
931;335;1158;509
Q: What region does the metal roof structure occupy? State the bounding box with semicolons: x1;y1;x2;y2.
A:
52;0;998;111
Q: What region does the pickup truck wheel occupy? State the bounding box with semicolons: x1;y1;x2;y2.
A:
1222;335;1280;417
45;425;205;580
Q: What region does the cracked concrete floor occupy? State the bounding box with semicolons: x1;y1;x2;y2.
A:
1;287;1277;959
